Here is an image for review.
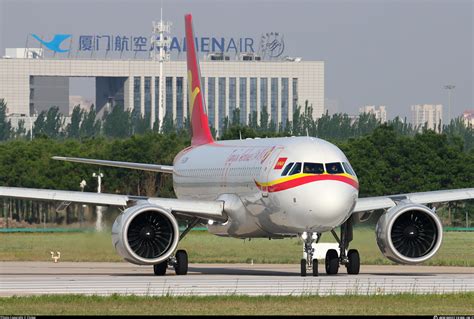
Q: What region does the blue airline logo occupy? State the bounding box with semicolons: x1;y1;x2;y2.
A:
31;34;72;53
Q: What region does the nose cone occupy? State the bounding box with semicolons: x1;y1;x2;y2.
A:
307;181;358;228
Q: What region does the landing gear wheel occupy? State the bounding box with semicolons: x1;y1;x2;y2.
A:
312;259;318;277
325;249;339;275
153;261;167;276
346;249;360;275
174;250;188;275
300;259;307;277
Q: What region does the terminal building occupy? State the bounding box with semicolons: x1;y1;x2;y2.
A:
0;25;324;135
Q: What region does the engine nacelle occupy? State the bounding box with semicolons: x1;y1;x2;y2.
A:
112;203;179;265
375;202;443;264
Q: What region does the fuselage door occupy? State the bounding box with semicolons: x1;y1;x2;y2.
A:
260;146;284;197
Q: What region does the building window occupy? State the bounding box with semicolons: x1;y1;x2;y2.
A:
250;77;257;122
239;78;247;124
271;78;279;125
154;77;160;120
166;77;173;119
260;78;268;120
134;76;141;112
218;77;226;132
144;77;151;118
292;78;298;112
229;77;236;122
281;78;289;125
208;77;216;128
176;77;184;127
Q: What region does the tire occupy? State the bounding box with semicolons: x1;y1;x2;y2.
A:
300;258;307;277
153;261;167;276
174;250;188;275
312;259;318;277
346;249;360;275
325;249;339;275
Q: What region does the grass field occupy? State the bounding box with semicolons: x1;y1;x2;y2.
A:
1;293;473;315
1;228;473;266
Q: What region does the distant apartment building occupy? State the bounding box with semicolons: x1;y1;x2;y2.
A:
410;104;443;132
358;105;387;123
462;110;474;127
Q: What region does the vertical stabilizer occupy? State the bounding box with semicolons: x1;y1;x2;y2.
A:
185;14;214;146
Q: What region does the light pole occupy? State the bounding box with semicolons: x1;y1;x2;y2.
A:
444;85;455;125
79;180;86;227
93;172;104;232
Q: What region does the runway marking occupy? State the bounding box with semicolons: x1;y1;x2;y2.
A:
1;262;473;297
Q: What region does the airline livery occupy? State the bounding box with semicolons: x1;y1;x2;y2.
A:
1;14;473;276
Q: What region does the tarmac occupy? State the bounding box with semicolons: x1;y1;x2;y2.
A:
1;262;473;297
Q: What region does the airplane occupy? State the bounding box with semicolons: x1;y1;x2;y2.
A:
1;14;473;277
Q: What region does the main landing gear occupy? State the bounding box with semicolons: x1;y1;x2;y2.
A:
153;218;200;276
300;216;360;276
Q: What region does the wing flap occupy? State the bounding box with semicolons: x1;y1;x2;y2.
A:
353;188;474;213
52;156;173;174
0;187;129;206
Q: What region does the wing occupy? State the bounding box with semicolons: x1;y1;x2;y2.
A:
0;186;225;222
52;156;173;174
353;188;474;213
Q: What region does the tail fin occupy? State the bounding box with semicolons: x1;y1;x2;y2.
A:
185;14;214;146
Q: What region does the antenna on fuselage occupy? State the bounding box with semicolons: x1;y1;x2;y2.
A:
306;128;309;137
239;130;242;140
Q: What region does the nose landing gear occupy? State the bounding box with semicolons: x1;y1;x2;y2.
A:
300;232;320;277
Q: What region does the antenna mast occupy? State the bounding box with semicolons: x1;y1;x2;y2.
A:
151;6;172;130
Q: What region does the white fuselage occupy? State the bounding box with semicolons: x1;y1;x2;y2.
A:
173;136;359;237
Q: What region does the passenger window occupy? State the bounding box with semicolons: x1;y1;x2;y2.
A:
303;163;325;174
281;162;294;176
342;162;356;176
325;162;344;174
288;162;302;175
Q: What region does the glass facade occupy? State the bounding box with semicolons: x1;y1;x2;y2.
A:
271;78;278;124
239;78;247;124
166;77;173;118
250;77;257;119
130;75;302;135
176;77;184;127
133;76;141;111
229;77;236;122
281;78;289;125
207;77;216;127
292;78;298;112
218;77;226;131
260;78;268;116
144;77;151;118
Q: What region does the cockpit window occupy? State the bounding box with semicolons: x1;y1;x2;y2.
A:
281;162;294;176
342;162;356;176
303;163;325;174
325;162;344;174
288;162;302;175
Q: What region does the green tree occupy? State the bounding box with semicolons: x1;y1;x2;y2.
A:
0;99;12;141
67;105;83;139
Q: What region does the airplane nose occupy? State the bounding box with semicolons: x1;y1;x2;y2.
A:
308;181;358;227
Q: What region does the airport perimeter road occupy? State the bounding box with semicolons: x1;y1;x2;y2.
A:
1;262;473;297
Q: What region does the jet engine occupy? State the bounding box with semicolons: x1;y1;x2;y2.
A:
112;203;179;265
375;202;443;264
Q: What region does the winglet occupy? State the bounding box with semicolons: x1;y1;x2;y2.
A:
185;14;214;146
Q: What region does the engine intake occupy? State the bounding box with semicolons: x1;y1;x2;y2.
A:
375;202;443;264
112;203;179;265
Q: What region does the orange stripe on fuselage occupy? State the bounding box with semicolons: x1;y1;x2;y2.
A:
255;173;359;192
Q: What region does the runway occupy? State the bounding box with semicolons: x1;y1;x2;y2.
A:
1;262;473;297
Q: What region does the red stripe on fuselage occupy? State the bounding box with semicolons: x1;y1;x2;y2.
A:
259;175;359;192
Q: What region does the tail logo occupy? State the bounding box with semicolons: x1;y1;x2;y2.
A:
187;70;201;116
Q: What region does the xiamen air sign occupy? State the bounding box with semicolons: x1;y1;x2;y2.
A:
29;32;285;58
